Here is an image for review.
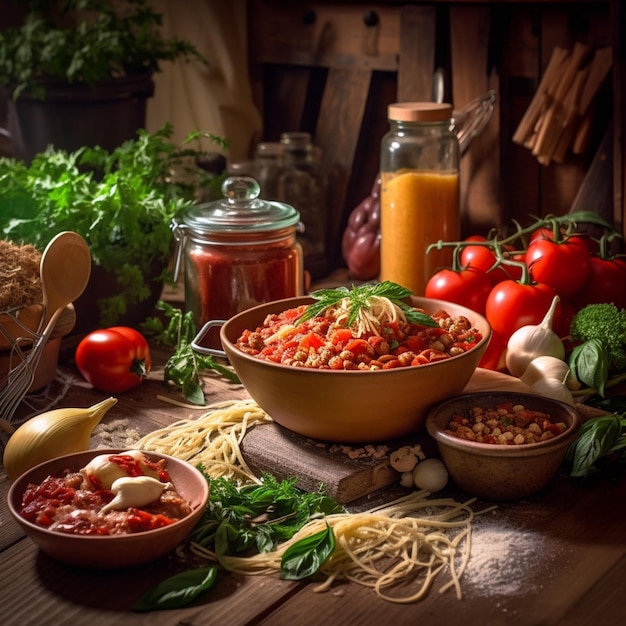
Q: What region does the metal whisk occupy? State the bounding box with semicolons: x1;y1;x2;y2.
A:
0;305;49;426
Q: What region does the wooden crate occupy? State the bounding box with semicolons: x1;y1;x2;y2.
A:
247;0;622;270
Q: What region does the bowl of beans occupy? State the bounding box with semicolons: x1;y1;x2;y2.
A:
7;449;209;568
425;392;582;501
202;292;491;443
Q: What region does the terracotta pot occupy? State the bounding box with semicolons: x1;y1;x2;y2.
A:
72;261;165;335
0;305;76;392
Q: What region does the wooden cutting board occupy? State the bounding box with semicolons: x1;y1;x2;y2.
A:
240;368;534;503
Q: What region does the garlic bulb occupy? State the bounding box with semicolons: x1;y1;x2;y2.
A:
505;296;565;377
528;377;575;405
520;356;570;388
412;458;449;492
101;476;172;513
3;397;118;480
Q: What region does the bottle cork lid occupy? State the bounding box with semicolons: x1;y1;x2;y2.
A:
388;102;453;122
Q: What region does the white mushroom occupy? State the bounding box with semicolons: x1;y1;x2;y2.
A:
389;446;418;473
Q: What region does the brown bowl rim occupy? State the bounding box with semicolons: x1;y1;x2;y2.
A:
220;294;492;375
425;392;582;456
7;448;209;542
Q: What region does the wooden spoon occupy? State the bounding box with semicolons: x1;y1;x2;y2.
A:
39;231;92;334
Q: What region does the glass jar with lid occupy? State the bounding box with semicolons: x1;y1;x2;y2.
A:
379;102;460;296
171;176;304;341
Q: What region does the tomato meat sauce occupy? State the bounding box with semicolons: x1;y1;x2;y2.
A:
19;454;192;536
445;403;568;445
235;304;483;370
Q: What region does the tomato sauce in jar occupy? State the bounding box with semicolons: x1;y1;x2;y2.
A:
172;177;304;347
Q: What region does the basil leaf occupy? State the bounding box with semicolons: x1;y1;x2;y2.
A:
569;339;609;396
280;523;336;580
566;414;623;477
133;566;218;612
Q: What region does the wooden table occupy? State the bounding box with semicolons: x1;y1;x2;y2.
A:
1;344;625;626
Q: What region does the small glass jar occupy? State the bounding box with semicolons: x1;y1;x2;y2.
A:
253;141;284;201
172;176;304;337
379;102;460;296
277;131;329;279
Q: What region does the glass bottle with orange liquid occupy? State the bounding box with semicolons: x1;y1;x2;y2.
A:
380;102;460;296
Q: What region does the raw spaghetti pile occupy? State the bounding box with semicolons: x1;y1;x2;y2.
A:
135;398;272;483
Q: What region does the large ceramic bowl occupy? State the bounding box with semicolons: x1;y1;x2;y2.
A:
7;449;209;569
206;295;491;443
426;392;581;501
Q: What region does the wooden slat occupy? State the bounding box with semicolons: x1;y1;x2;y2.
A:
397;4;437;102
314;66;373;266
450;5;502;233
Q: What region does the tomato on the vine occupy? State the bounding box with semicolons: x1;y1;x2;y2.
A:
575;255;626;310
75;326;151;393
459;236;523;285
425;267;492;314
525;235;591;300
485;280;559;340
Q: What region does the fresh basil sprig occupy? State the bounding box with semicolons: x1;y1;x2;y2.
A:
565;413;626;477
133;566;218;612
280;523;336;580
298;281;438;328
569;338;610;396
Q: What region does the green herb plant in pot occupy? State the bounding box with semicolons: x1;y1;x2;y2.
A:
0;0;205;161
0;124;227;333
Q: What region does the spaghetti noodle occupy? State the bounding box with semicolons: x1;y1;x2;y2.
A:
135;399;272;483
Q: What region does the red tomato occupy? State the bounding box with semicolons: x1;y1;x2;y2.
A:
459;236;523;285
425;267;492;315
478;330;508;371
75;326;151;393
525;236;591;300
485;280;559;340
575;255;626;310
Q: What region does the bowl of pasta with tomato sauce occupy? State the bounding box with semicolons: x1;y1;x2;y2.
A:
197;284;491;443
7;448;209;569
425;392;581;501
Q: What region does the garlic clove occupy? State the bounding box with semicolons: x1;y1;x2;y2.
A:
529;376;575;406
520;356;570;388
101;476;171;513
81;449;161;489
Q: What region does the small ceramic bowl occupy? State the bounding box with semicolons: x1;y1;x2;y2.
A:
426;392;581;501
200;295;491;443
7;449;209;569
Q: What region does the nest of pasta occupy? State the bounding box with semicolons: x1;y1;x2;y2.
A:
0;240;42;311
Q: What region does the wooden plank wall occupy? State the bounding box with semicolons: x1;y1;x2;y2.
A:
247;0;617;271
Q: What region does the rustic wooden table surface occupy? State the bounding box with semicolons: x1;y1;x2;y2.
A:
1;338;625;626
